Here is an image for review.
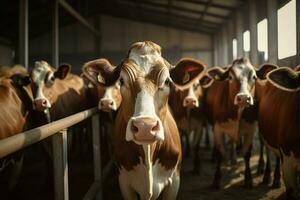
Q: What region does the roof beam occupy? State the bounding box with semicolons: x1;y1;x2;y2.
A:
119;0;227;19
112;0;219;29
176;0;236;10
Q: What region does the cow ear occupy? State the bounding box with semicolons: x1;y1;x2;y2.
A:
199;74;213;88
207;67;228;80
267;67;300;91
11;73;31;86
294;65;300;72
54;64;71;79
256;64;278;80
82;58;120;86
170;58;206;90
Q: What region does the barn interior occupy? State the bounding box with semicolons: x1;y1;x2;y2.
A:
0;0;299;199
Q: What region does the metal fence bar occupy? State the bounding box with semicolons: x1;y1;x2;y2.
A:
91;114;102;200
52;129;69;200
0;107;98;158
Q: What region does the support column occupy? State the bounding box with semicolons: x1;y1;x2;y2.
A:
94;15;102;58
267;0;278;64
19;0;28;69
222;26;228;65
236;10;244;58
227;20;234;63
249;0;258;65
52;0;59;67
296;0;300;65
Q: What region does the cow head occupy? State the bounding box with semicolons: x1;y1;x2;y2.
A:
31;61;70;112
87;41;205;145
182;79;202;109
226;58;257;107
82;59;122;112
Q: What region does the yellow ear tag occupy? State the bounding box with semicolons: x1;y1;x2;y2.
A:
97;73;105;84
182;71;190;84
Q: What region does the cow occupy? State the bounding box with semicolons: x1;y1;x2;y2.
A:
168;77;206;174
256;65;300;199
200;58;258;188
83;41;206;199
0;66;36;194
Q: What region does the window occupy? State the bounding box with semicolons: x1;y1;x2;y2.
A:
257;19;268;61
232;38;237;60
277;0;296;59
243;30;250;52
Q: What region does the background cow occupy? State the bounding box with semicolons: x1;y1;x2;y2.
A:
83;41;206;199
256;66;300;199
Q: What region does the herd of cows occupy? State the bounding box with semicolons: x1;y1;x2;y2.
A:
0;41;300;199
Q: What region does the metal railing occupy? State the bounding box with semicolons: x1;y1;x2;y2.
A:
0;107;114;200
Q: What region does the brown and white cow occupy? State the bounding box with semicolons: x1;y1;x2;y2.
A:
256;66;300;199
168;77;206;174
201;58;258;188
0;67;37;193
84;41;206;199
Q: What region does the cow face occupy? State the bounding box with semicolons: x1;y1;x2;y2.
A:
182;80;202;108
228;58;257;107
86;41;205;145
31;61;70;112
82;59;122;112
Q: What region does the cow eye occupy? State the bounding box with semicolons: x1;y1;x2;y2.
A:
228;74;233;80
253;75;257;80
50;76;55;82
119;78;124;86
164;78;170;86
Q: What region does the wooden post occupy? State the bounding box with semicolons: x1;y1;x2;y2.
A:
235;10;244;58
92;114;102;200
52;129;69;200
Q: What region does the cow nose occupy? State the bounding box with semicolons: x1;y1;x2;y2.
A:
183;97;198;108
131;117;161;143
100;99;114;111
34;99;50;111
235;94;252;106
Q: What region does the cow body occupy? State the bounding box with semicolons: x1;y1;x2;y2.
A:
84;41;206;199
256;67;300;199
202;58;257;188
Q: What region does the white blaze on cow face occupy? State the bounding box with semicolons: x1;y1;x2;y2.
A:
183;81;200;108
124;42;169;145
231;59;257;107
98;81;121;112
31;61;54;111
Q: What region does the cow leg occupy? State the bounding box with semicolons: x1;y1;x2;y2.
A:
161;174;180;200
271;156;281;188
282;156;299;200
212;147;223;189
204;123;210;149
262;147;271;185
229;142;237;165
243;145;253;188
192;124;203;174
184;131;191;158
257;134;265;175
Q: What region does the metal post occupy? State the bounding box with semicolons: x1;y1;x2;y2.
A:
92;114;102;200
296;0;300;65
222;26;228;65
19;0;28;69
52;129;69;200
227;20;234;63
53;0;59;67
235;10;244;58
248;0;258;65
267;0;278;64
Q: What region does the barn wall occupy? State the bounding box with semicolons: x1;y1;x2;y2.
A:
29;15;213;73
0;45;13;66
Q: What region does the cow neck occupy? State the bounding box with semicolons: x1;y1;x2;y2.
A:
168;86;187;120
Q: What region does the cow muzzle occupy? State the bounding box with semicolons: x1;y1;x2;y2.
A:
183;97;198;108
126;116;164;144
99;98;116;112
234;93;253;107
33;98;51;111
